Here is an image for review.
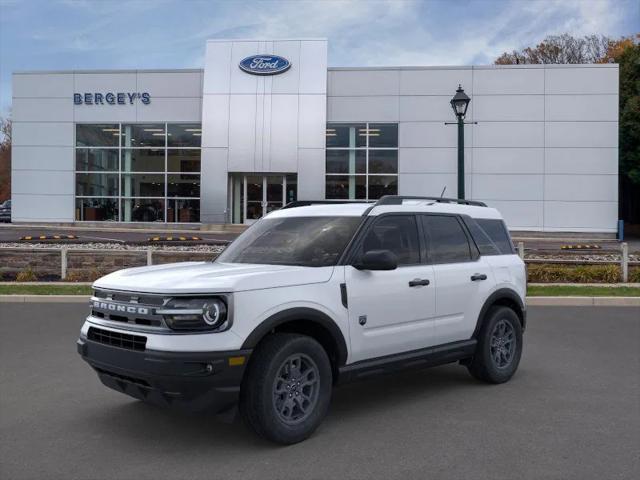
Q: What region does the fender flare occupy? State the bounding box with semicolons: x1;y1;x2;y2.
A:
472;288;526;338
241;307;349;366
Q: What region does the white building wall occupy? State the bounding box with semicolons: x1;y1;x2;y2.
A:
200;39;327;223
11;70;203;222
327;64;618;233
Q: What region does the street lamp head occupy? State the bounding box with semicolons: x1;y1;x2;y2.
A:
450;84;470;119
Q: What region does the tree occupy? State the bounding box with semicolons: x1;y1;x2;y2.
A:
495;34;611;65
0;116;10;202
495;34;640;226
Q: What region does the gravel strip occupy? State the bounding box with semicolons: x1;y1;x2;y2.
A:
0;242;226;253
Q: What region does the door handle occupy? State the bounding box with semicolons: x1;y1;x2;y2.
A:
471;273;487;281
409;278;430;287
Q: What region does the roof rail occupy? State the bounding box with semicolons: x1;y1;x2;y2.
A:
281;200;374;210
374;195;487;207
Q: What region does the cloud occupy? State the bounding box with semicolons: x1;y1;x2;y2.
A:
0;0;637;115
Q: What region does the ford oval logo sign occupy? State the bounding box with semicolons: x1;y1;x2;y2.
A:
239;55;291;75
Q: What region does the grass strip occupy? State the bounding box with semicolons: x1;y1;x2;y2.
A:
527;285;640;297
0;284;93;295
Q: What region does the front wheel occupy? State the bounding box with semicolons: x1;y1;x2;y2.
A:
239;333;332;444
467;306;523;384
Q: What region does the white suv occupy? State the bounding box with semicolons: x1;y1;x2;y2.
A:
77;195;526;444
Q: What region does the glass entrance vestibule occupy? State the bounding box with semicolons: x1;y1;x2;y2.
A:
229;174;297;224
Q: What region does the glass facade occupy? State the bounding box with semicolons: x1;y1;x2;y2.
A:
75;123;201;222
325;123;398;200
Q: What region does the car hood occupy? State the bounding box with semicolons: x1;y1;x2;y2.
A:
93;262;334;294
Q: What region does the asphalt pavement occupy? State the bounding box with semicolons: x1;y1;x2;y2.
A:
0;304;638;480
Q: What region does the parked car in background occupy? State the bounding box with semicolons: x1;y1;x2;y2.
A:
0;200;10;222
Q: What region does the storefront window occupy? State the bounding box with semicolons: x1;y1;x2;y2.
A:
75;198;119;221
325;123;398;200
75;149;118;171
167;149;200;172
75;123;201;222
121;124;166;148
121;149;165;172
167;174;200;197
76;124;120;147
168;124;202;147
121;199;165;222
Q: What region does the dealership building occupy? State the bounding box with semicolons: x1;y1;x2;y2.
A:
11;39;619;232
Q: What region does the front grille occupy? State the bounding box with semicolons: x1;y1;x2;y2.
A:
88;327;147;351
91;289;167;330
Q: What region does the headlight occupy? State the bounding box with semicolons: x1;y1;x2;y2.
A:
157;297;230;332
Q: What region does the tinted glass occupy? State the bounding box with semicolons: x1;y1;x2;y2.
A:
167;149;200;172
463;217;500;256
326;124;366;148
477;218;514;254
217;216;362;267
326;150;366;174
121;198;165;222
167;199;199;222
368;175;397;199
368;150;398;173
121;124;165;147
422;215;472;264
75;198;119;221
326;175;366;199
368;123;398;148
121;174;165;197
76;124;119;147
121;149;165;172
76;173;119;197
167;174;200;197
360;215;420;265
75;148;118;171
167;124;201;147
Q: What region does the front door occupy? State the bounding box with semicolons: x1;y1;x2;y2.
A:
345;214;437;363
231;174;296;224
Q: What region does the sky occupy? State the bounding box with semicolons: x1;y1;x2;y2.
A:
0;0;638;115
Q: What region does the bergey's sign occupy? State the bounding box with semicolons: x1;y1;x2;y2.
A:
74;92;151;105
239;55;291;75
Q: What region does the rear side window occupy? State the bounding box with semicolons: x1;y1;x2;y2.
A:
476;219;515;255
359;215;420;265
421;215;472;264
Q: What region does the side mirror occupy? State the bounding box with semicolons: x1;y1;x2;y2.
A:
353;250;398;271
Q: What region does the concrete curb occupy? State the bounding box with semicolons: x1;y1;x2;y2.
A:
1;295;639;306
526;296;640;306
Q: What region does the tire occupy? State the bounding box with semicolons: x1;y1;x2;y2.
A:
467;306;523;384
239;333;333;444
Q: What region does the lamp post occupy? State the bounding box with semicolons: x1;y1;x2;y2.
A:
449;85;471;200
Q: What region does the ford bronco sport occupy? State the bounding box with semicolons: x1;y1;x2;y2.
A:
77;195;526;444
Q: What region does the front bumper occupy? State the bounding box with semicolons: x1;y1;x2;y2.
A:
77;336;252;413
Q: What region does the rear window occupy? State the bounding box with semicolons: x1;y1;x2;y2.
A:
465;217;514;255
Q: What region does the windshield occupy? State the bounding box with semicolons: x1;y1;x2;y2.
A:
216;216;362;267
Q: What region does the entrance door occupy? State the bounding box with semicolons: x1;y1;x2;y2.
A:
231;174;295;224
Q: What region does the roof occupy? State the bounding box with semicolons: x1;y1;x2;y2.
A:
267;200;503;220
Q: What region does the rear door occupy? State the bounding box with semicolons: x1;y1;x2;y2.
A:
345;214;437;363
420;214;494;345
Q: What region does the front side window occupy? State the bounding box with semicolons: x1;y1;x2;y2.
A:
422;215;472;264
325;123;398;200
358;215;420;266
217;216;362;267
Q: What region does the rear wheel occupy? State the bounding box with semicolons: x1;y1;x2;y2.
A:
467;306;522;384
239;333;332;444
